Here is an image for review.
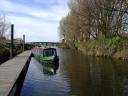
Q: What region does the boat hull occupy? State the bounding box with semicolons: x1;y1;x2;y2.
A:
32;52;59;64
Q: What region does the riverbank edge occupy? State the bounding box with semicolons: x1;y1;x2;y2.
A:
0;41;34;64
78;47;128;60
72;37;128;60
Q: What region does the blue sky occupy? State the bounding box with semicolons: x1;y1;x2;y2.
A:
0;0;69;42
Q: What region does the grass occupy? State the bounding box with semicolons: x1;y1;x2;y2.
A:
0;40;23;64
91;37;128;50
66;37;128;59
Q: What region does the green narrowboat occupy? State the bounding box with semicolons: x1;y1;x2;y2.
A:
32;47;59;64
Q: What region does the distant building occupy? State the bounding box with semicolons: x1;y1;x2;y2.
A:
14;38;23;43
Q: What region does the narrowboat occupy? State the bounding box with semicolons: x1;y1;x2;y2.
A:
32;47;59;64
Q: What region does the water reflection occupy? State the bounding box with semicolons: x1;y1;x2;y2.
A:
42;63;59;75
20;58;70;96
57;49;128;96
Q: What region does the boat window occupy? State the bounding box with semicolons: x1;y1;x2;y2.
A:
43;49;56;56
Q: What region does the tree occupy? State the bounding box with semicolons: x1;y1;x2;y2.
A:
59;0;128;46
59;12;81;45
0;14;10;40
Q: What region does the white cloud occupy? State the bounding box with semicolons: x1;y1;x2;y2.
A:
0;0;69;42
0;0;68;21
8;14;59;42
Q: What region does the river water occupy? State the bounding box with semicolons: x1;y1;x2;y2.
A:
20;48;128;96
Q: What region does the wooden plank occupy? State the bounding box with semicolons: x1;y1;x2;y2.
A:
0;51;31;96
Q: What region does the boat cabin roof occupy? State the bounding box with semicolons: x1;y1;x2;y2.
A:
43;48;56;50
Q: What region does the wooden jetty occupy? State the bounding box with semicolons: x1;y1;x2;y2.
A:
0;51;31;96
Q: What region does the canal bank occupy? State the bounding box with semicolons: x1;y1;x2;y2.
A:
74;37;128;60
0;41;34;64
0;46;10;64
0;51;31;96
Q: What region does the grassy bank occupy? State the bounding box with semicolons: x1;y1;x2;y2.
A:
0;40;34;64
0;45;10;64
75;37;128;60
0;41;10;64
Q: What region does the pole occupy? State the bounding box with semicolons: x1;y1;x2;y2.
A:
10;24;14;58
23;34;25;51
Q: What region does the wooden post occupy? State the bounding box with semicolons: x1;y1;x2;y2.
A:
23;34;25;51
10;24;14;58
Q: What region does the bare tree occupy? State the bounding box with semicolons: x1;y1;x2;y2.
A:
59;0;128;46
0;14;10;40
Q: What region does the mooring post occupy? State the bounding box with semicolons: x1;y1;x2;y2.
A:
23;34;25;51
10;24;14;58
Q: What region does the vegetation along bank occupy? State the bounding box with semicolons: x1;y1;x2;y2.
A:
59;0;128;60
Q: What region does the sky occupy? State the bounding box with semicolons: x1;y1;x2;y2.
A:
0;0;69;42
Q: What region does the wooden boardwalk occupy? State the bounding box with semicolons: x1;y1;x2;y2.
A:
0;51;31;96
